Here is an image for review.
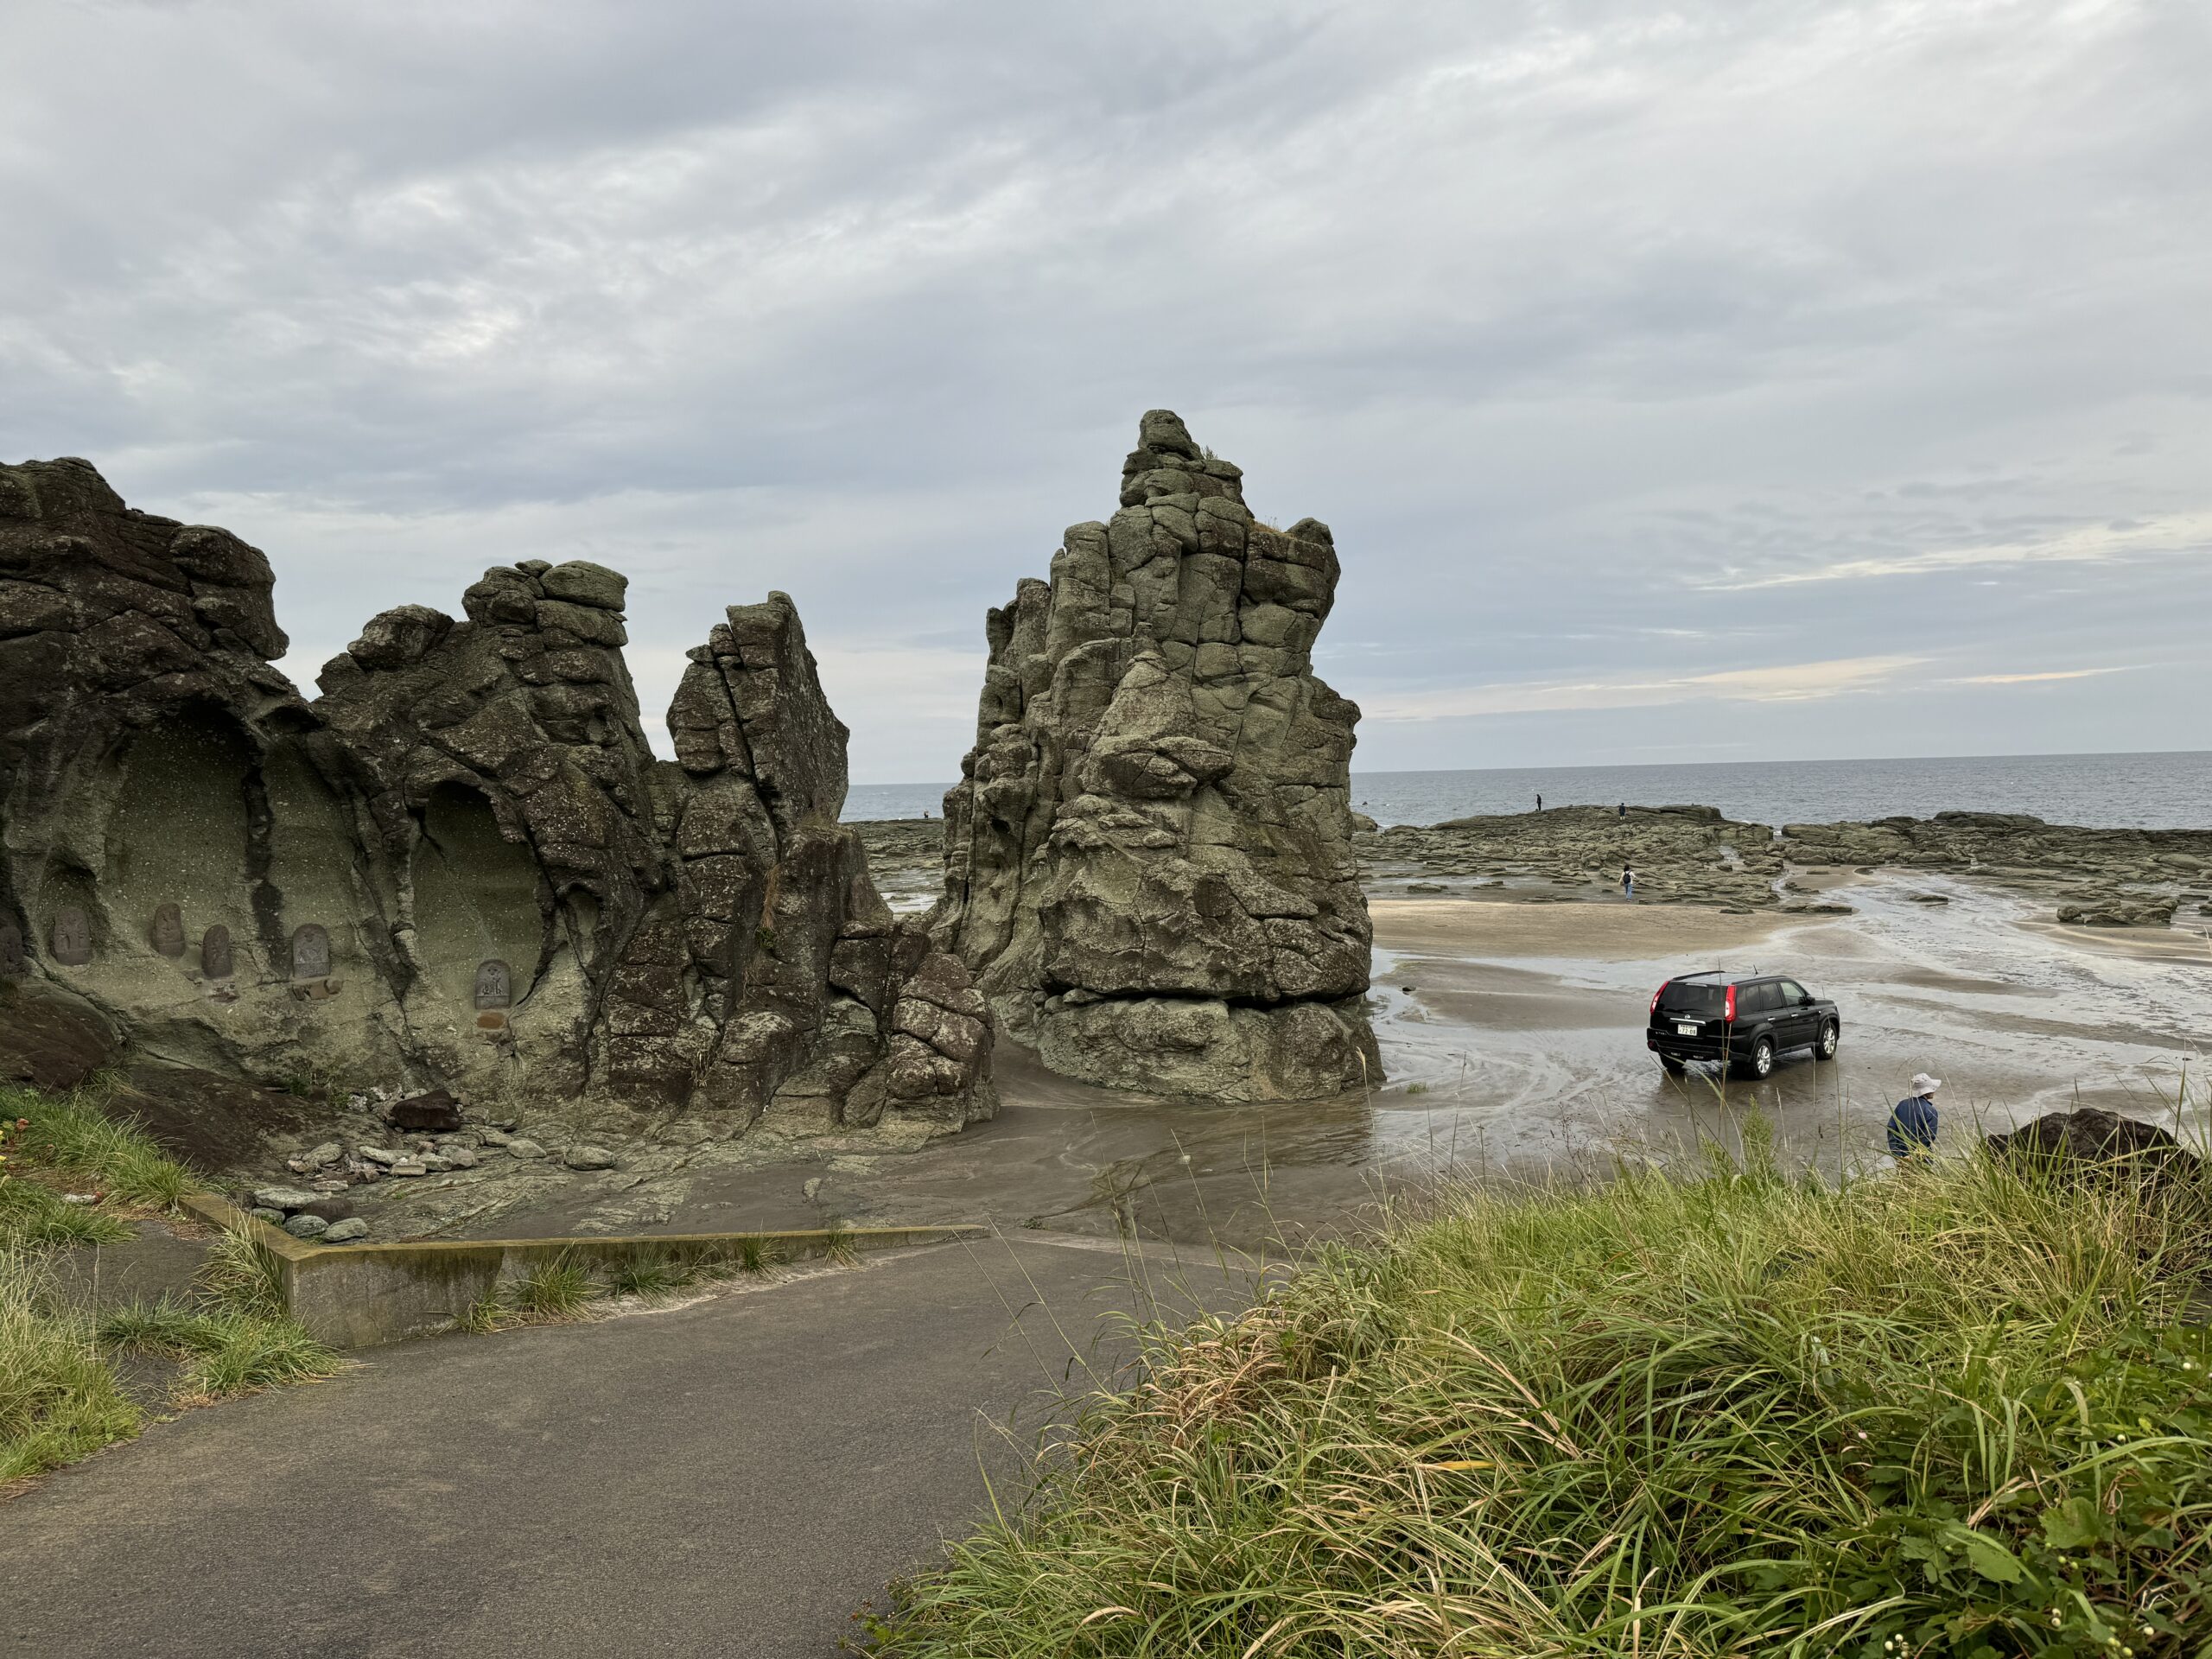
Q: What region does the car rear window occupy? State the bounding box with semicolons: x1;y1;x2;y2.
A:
1658;982;1723;1015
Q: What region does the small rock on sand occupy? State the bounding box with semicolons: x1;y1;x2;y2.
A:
563;1146;615;1171
321;1217;369;1243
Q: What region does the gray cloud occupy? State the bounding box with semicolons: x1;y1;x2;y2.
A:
4;0;2207;780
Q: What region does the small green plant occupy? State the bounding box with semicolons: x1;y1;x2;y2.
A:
608;1254;693;1300
822;1220;856;1265
98;1296;340;1401
753;925;779;957
503;1255;599;1322
734;1236;769;1274
1403;1081;1429;1096
196;1226;287;1321
95;1297;208;1353
179;1310;340;1400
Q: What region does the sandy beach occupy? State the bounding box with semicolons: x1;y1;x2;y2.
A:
386;857;2207;1255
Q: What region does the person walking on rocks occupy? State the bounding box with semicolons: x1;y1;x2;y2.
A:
1622;861;1634;899
1886;1074;1942;1163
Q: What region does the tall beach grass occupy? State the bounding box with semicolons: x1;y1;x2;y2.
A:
870;1124;2212;1657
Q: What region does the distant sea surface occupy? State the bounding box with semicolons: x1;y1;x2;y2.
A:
848;751;2212;832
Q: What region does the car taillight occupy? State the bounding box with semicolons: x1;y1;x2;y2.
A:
1724;983;1737;1023
1650;982;1668;1015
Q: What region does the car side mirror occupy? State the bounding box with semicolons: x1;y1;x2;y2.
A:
1797;994;1815;1006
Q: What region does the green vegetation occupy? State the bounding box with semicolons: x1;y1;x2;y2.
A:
195;1224;288;1322
608;1253;696;1299
870;1128;2212;1658
0;1081;338;1479
506;1254;598;1321
473;1236;785;1329
0;1176;131;1250
98;1294;340;1402
4;1086;192;1208
0;1254;140;1482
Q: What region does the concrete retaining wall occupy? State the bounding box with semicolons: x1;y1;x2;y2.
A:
181;1193;982;1349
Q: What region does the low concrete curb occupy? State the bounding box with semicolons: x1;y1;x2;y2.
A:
181;1193;984;1349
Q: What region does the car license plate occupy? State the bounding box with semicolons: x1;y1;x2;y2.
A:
1675;1023;1698;1036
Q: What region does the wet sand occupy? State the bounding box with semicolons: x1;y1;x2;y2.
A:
429;869;2207;1255
1374;896;1788;960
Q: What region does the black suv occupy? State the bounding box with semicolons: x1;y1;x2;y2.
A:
1647;971;1840;1080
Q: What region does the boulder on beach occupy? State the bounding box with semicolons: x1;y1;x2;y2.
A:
1984;1109;2199;1188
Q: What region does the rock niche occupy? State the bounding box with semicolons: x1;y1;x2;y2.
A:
0;456;993;1140
930;411;1376;1100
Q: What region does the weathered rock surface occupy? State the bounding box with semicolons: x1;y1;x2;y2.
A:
1361;804;1784;906
931;411;1375;1100
1781;813;2210;925
1985;1109;2199;1188
0;458;993;1160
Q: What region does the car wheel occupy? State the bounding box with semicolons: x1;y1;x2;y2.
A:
1660;1055;1687;1077
1732;1036;1775;1081
1815;1020;1839;1060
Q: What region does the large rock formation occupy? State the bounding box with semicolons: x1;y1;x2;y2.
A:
931;411;1376;1100
0;456;992;1141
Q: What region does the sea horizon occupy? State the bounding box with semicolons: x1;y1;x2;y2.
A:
846;747;2212;832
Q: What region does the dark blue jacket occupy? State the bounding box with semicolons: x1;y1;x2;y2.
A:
1887;1094;1938;1157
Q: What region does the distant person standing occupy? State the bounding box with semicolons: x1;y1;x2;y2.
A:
1535;792;1542;812
1886;1074;1942;1162
1618;801;1626;819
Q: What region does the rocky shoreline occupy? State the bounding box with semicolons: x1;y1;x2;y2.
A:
858;805;2212;926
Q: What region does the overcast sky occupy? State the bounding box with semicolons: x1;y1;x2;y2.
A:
4;1;2207;781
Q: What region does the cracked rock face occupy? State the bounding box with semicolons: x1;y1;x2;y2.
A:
931;411;1376;1101
0;457;993;1143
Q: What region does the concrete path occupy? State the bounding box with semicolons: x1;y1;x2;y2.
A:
1;1232;1257;1657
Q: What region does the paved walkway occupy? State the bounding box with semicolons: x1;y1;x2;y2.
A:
1;1233;1255;1657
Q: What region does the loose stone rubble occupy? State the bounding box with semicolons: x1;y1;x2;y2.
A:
930;411;1376;1101
0;457;994;1163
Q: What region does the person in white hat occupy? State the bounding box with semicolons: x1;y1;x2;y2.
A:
1886;1073;1942;1160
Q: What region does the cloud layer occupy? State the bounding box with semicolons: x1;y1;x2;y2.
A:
4;0;2206;778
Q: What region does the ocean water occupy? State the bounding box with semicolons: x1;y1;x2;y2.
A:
847;751;2212;831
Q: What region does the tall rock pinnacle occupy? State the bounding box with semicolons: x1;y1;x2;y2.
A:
931;410;1377;1099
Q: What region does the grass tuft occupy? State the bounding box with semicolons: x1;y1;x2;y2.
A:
508;1255;598;1320
868;1141;2212;1658
466;1254;605;1330
1;1083;194;1209
195;1226;288;1322
177;1309;340;1400
0;1253;140;1480
608;1254;694;1300
0;1177;131;1249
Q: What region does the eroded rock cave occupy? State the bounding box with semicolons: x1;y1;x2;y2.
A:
0;455;994;1141
930;411;1377;1100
